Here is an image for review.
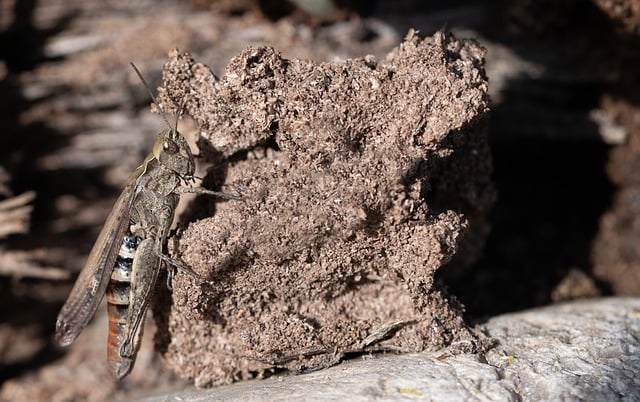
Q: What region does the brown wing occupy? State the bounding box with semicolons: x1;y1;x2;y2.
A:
55;170;143;347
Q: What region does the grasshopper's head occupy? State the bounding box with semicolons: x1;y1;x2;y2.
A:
129;62;196;183
152;127;195;181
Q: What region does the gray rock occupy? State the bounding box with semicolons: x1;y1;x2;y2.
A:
135;297;640;401
485;297;640;401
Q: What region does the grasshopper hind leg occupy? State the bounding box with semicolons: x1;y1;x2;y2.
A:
120;238;160;358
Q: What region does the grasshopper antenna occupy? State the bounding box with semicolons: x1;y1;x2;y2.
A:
130;62;173;129
171;96;189;140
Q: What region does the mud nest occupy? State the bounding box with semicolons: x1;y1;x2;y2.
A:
152;29;494;387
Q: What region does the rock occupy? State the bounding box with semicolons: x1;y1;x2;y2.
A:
136;297;640;401
484;297;640;400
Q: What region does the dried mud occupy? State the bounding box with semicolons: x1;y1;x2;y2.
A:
152;30;494;386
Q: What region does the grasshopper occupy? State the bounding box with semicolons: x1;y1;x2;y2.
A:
55;63;234;379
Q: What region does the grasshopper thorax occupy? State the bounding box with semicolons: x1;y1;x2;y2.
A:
152;128;195;182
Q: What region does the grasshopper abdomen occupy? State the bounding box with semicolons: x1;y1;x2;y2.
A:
106;231;142;379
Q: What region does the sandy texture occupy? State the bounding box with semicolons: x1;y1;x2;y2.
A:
152;29;494;387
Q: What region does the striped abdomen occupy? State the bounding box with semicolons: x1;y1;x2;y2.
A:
105;231;141;379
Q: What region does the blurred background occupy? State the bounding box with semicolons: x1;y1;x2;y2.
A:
0;0;638;400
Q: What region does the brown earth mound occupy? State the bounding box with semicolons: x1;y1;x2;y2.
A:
153;29;495;386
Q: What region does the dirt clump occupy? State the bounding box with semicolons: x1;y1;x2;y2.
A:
153;29;495;387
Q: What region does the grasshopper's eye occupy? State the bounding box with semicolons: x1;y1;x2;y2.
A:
163;139;178;154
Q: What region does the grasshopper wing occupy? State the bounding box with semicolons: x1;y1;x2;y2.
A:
55;171;143;346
